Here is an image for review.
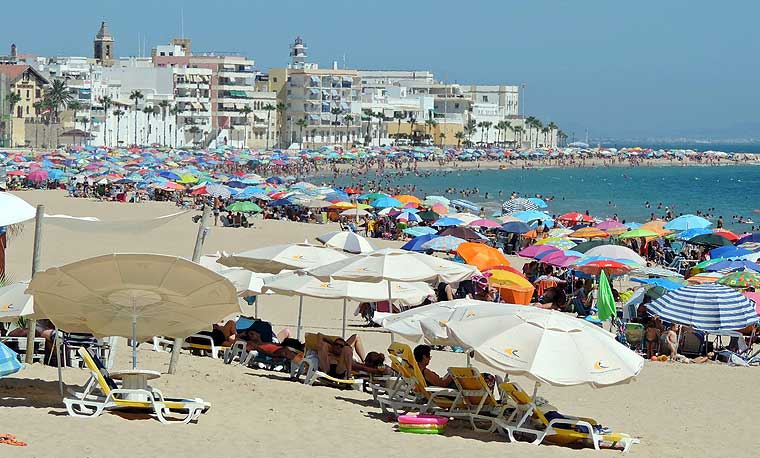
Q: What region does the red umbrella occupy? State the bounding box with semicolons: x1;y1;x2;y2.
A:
574;260;631;276
190;187;207;196
559;212;594;223
27;168;49;183
713;230;739;242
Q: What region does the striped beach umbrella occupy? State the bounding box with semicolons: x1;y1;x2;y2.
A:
647;284;758;332
501;198;538;214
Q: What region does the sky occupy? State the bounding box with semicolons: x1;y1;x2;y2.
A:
3;0;760;140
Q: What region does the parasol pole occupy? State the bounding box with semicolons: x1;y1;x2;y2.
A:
25;205;44;364
55;331;63;396
387;279;395;343
341;298;347;338
168;204;211;374
296;296;304;340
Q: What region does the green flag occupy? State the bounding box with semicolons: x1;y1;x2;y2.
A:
596;270;616;321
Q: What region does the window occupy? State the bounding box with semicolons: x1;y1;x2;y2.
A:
273;77;278;83
26;89;30;98
26;106;29;115
36;89;41;98
482;95;488;102
454;103;460;109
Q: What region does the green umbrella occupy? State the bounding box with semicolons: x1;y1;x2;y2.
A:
596;270;616;321
688;233;732;247
619;228;659;239
718;271;760;288
176;173;199;184
417;210;439;222
695;258;726;269
572;240;611;253
226;201;262;213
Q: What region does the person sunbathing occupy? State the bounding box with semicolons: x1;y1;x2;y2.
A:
414;344;454;388
316;333;354;378
241;328;301;362
352;351;392;376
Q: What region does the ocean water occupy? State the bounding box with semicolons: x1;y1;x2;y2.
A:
333;165;760;231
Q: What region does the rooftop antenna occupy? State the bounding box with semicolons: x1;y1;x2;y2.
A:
181;6;185;39
342;53;346;69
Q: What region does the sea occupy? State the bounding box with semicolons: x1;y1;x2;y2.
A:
332;164;760;231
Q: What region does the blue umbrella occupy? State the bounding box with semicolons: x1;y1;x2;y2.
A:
704;260;760;273
47;169;65;180
647;284;758;332
401;233;439;252
709;246;752;259
664;214;712;231
631;278;685;291
372;197;402;208
499;221;532;234
268;198;293;207
431;217;465;227
737;233;760;245
402;226;437;238
420;235;466;252
511;210;553;223
527;197;548;208
676;227;712;241
0;342;22;378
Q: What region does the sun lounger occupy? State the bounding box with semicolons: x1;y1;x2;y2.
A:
0;336;45;363
447;367;513;432
375;342;460;417
63;347;210;424
495;381;639;452
291;333;362;390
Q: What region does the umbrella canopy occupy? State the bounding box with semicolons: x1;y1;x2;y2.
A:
647;284;758;332
0;193;36;226
219;243;348;274
559;212;594;223
0;281;35;322
437;226;487;242
572;240;612;253
372;196;402;208
468;218;501;229
340;208;370;217
225;201;262;213
584;245;646;265
569;227;609;239
510;210;553;223
432;217;465;227
400;234;439;252
307;248;477;284
27;254;239;367
499;221;532;234
713;230;739;242
595;220;627;231
718;271;760;289
535;237;577;250
446;308;645;387
263;270;433;306
664;214;712;231
737;233;760;245
487;270;532;289
618;228;659;239
517;245;559;259
217;268;272;297
316;231;375;254
456;242;510;271
705;259;760;273
574;259;632;277
688;233;732;247
0;342;22;378
501;198;538;213
709;246;752;259
420;235;466;252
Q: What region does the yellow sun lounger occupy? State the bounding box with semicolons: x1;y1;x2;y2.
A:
447;367;513;432
376;343;461;417
63;347;210;424
496;381;639;453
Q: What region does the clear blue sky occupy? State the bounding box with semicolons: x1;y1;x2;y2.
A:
3;0;759;140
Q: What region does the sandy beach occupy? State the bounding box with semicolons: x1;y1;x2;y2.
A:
2;190;756;457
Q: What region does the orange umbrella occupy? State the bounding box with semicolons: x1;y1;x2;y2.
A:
639;220;673;237
568;227;610;239
330;202;356;209
430;203;449;215
456;242;509;271
487;269;534;305
394;194;421;205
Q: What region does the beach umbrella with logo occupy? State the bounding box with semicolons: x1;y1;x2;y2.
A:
0;281;35;322
316;231;375;254
446;307;645;387
27;254;239;368
647;284;758;332
0;193;36;227
219;242;348;274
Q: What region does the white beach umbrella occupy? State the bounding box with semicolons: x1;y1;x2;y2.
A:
264;270;433;338
316;231;375;254
0;281;35;322
584;245;646;265
377;298;512;343
218;242;348;274
217;268;272;297
308;248;478;284
448;212;481;225
27;253;239;368
0;193;36;226
446;308;645;387
340;208;370;217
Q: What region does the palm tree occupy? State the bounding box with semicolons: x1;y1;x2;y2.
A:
393;112;404;140
438;132;446;147
546;121;558;147
503;121;513;147
482;121;493;145
142;106;154;145
113;109;125;145
424;118;436;139
524;116;536;147
275;102;285;147
99;96;112;146
330;107;343;144
531;119;543;148
295;118;307;146
343;114;354;144
170;104;181;147
237;105;252;148
188;126;201;146
263;103;276;149
46;79;73;146
454;131;465;148
407;115;417;143
5;92;21;146
476;121;486;143
66;101;82;145
158;100;170;146
374;111;385;146
129;90;144;146
513;125;523;148
361;109;373;145
464;119;476;146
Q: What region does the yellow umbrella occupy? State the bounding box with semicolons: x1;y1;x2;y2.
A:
569;227;610;239
394;194;422;205
330;202;355;209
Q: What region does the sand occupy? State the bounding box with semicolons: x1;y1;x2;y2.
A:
1;190;756;457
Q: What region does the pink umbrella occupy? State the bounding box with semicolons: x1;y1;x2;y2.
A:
468;218;501;229
595;220;626;231
27;168;49;183
742;292;760;316
540;251;581;268
518;245;560;259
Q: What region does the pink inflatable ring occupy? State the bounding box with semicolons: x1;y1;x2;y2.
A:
398;414;449;426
